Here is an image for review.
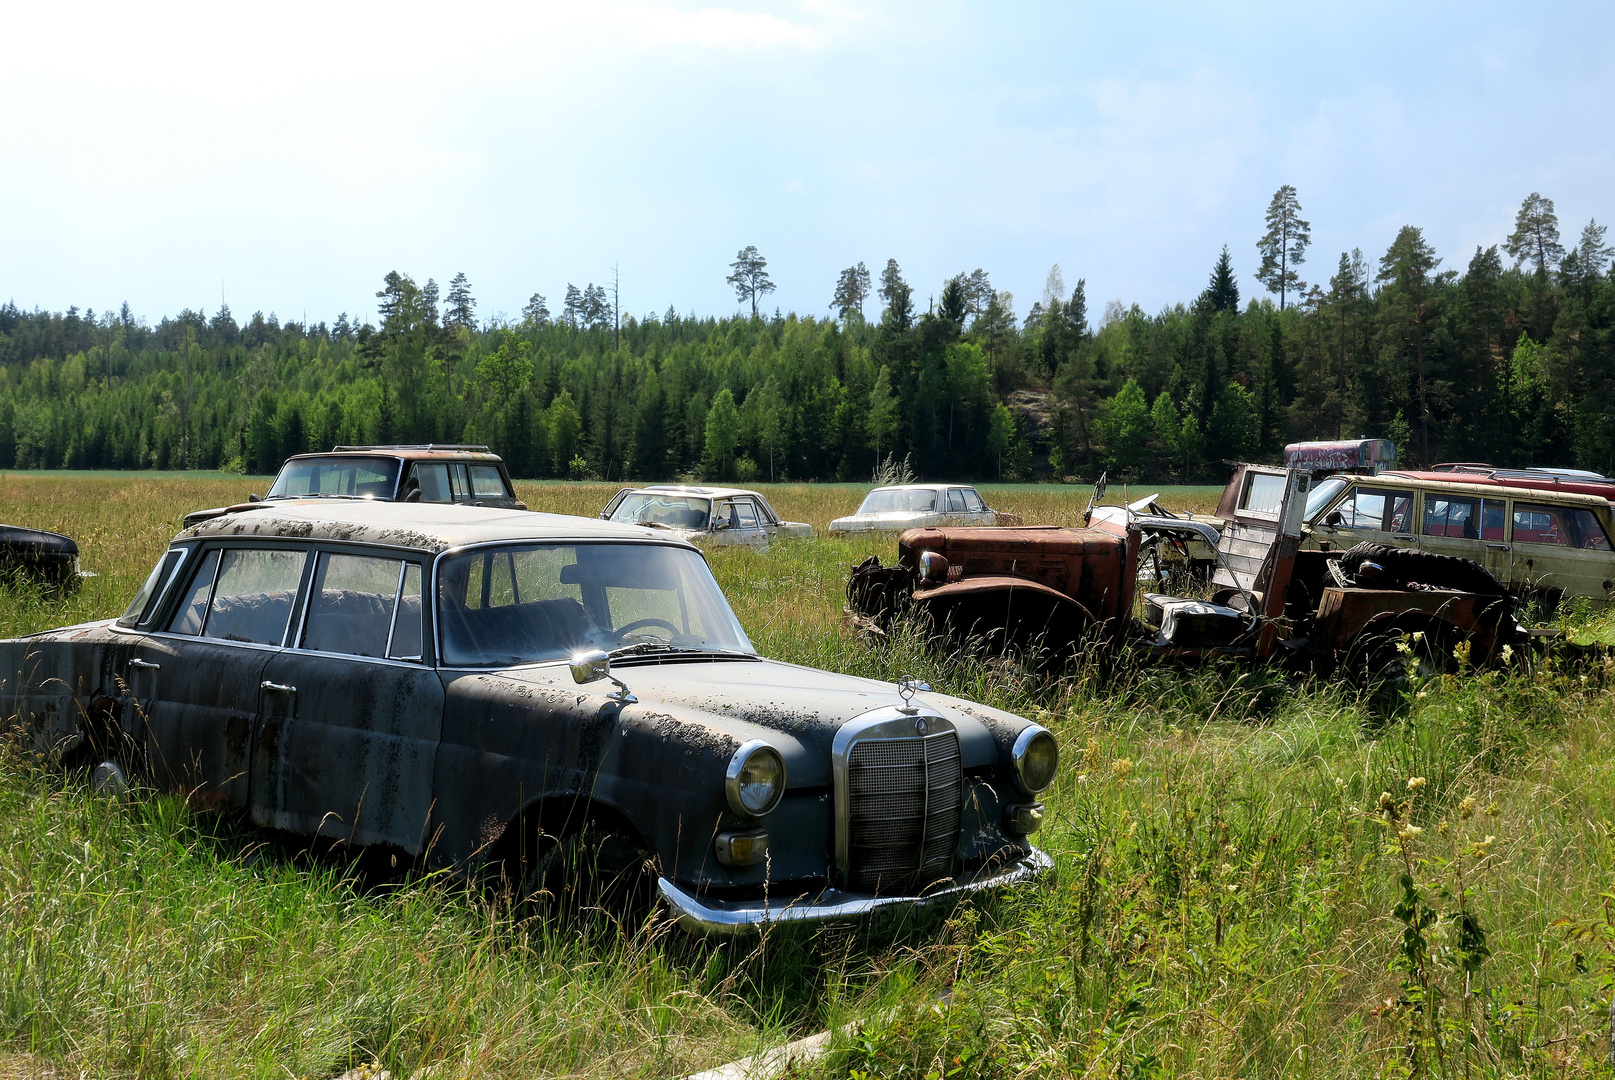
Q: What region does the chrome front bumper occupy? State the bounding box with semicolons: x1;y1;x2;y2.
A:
657;848;1054;935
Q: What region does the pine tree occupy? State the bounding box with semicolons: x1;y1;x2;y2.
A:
562;285;584;328
1505;193;1564;276
522;293;551;328
1255;185;1311;309
726;246;776;318
832;262;871;318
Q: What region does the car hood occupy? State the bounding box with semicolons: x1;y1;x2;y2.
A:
478;657;1029;785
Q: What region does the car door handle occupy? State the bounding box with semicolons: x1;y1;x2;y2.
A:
1486;543;1510;551
1392;534;1416;541
260;681;297;694
130;658;161;670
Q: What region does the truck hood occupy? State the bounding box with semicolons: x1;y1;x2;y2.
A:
479;656;1029;786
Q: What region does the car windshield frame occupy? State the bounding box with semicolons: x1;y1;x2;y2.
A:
268;456;401;500
1304;476;1349;522
433;540;753;668
856;488;939;514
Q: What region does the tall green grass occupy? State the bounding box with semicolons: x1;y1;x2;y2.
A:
3;474;1615;1077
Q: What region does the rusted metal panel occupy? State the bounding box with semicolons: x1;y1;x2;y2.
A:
252;652;444;851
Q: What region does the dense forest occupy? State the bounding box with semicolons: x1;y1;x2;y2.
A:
2;190;1612;482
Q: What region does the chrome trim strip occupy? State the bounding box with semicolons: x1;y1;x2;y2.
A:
657;848;1052;936
830;704;953;885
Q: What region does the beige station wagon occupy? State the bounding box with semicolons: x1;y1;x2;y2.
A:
1286;469;1615;608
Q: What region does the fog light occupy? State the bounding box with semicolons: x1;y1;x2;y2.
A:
1004;803;1044;836
715;828;770;867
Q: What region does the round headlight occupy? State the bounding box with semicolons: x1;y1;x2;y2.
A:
726;740;786;817
1012;726;1058;795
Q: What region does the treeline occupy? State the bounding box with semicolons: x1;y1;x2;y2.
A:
2;190;1613;481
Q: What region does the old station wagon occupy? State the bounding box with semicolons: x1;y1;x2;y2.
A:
1217;464;1615;609
2;503;1056;932
183;445;525;527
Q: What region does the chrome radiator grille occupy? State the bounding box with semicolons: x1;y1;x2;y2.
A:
844;727;962;893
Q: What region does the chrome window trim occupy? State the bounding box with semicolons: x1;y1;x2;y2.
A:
831;704;955;888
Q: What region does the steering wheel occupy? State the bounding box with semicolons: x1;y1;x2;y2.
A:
615;617;680;638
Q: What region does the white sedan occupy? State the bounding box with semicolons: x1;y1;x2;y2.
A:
600;486;813;547
829;484;1008;536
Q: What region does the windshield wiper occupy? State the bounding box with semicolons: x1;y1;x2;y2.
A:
608;642;754;660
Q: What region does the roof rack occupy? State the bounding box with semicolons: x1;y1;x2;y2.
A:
331;444;493;453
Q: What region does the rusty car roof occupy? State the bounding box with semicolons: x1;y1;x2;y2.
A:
284;448;506;463
180;501;674;553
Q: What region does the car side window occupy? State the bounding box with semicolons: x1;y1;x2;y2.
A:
448;464;472;500
733;501;759;529
170;547;307;645
962;489;986;512
1422;496;1481;539
411;463;453;502
1334;487;1414;532
947;488;967;512
170;549;221;635
302;553;418;659
1513;503;1613;549
1481;499;1507;541
469;465;507;498
119;548;185;629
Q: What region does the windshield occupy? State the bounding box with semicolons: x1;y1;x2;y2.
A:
1304;477;1348;521
437;543;753;667
857;488;938;514
268;456;399;499
608;493;712;530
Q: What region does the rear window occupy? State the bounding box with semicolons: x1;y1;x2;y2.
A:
1240;473;1287;516
1512;504;1613;549
857;489;938;514
470;465;508;498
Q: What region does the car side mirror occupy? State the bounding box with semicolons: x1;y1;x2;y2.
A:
569;649;636;703
248;493;262;503
404;488;423;502
1324;510;1343;526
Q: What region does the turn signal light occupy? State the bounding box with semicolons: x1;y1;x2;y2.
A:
715;828;770;867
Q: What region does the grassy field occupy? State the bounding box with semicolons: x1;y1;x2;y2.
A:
3;473;1615;1078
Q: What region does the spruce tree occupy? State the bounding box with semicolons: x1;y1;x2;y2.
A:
1200;247;1241;312
445;272;476;329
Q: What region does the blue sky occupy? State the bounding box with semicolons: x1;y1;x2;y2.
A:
2;1;1611;327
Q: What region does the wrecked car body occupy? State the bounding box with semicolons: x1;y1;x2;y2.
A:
0;523;82;589
183;444;526;527
848;468;1523;678
829;484;1017;537
599;485;813;547
2;502;1053;933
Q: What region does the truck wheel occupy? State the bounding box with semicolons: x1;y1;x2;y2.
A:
1344;620;1459;716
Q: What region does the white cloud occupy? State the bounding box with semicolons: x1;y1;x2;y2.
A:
618;5;821;50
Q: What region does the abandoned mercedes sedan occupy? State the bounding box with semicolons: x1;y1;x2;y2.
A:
1;502;1055;933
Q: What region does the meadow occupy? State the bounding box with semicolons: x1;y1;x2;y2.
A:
2;472;1614;1078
